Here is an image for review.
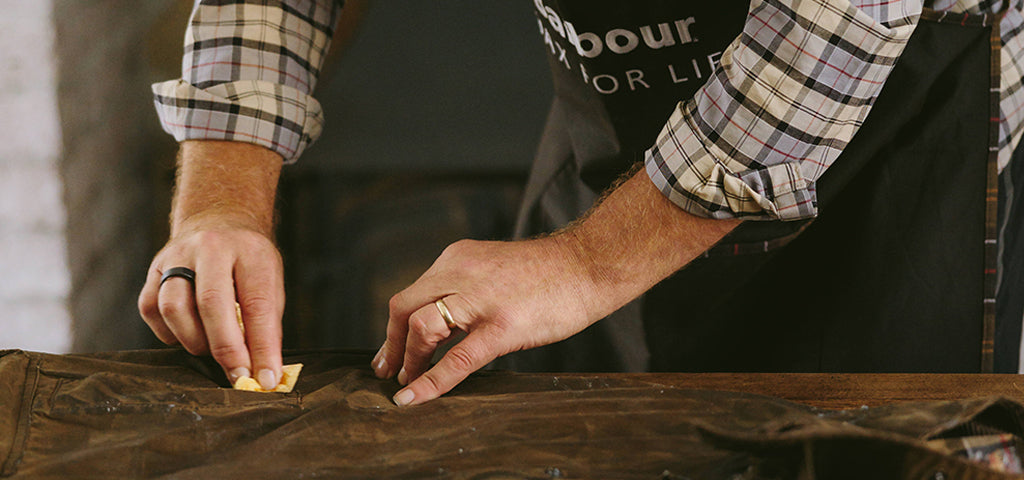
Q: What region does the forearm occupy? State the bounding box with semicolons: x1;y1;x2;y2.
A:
563;167;741;319
380;167;741;405
172;140;283;238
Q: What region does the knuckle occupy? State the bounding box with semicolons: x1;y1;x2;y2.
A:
444;239;474;255
157;298;189;319
388;292;405;314
208;341;244;364
408;312;433;337
444;345;478;373
192;230;226;248
418;371;445;395
230;227;259;242
138;295;159;320
232;231;276;257
196;287;229;308
239;295;276;317
442;240;492;273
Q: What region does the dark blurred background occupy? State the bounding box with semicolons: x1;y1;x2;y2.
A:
278;0;552;350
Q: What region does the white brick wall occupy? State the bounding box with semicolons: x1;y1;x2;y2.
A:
0;0;72;353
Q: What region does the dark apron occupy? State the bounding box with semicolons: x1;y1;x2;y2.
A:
501;1;1020;374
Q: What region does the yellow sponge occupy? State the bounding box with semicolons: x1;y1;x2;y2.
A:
231;302;303;393
233;363;303;393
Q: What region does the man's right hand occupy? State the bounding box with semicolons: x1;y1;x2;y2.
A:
137;140;286;390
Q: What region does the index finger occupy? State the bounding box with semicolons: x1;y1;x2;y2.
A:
391;329;501;406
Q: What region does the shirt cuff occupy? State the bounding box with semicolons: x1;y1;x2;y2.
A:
152;78;325;163
645;103;817;221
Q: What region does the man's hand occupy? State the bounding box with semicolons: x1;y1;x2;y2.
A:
374;169;742;406
138;140;285;389
375;235;598;406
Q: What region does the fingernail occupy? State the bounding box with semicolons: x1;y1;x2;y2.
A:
393;389;415;406
371;347;387;377
397;367;408;386
257;369;278;390
228;367;251;385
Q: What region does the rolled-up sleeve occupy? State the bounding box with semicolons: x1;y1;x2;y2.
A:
645;0;922;221
152;0;341;163
997;2;1024;171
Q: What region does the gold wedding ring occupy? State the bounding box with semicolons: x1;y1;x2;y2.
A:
235;302;245;335
435;298;457;330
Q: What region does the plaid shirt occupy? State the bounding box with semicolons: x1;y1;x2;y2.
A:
646;0;1024;220
153;0;341;162
153;0;1024;221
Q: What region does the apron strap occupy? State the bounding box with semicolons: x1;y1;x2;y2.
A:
918;8;1009;372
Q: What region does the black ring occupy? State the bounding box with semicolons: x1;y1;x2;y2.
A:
160;267;196;287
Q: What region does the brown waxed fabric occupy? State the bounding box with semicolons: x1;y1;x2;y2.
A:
3;349;1024;479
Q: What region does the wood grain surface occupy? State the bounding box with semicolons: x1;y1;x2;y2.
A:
560;373;1024;410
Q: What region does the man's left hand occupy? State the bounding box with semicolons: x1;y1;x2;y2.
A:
373;235;601;406
371;170;743;406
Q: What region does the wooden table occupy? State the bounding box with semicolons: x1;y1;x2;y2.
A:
7;350;1024;478
557;372;1024;410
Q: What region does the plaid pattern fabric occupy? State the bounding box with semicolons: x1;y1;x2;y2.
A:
153;0;1022;203
153;0;341;162
926;434;1024;473
645;0;1024;220
996;2;1024;171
